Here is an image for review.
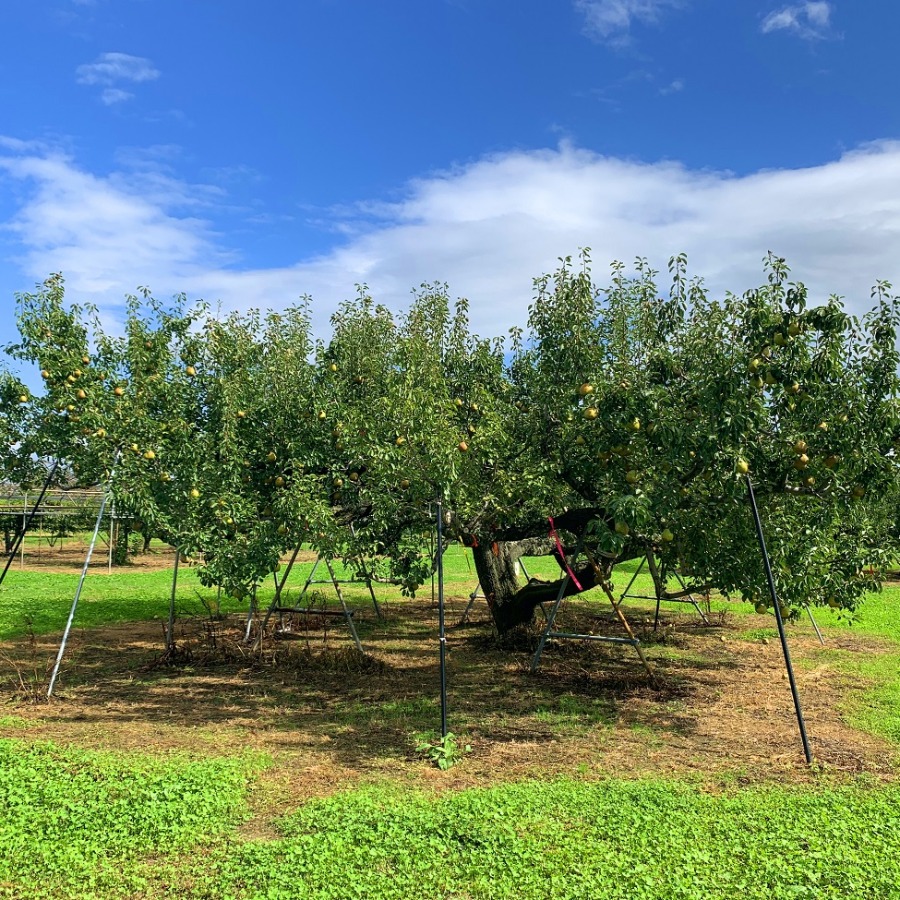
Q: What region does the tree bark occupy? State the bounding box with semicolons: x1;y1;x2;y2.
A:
469;528;618;633
463;507;651;633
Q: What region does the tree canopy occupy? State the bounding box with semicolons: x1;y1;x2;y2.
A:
2;254;898;632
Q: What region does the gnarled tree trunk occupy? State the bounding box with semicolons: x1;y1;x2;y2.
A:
465;509;623;633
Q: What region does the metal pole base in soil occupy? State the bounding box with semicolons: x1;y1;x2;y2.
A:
746;475;813;765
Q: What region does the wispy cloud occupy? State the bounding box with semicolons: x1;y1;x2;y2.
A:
659;78;684;95
761;2;835;40
1;139;899;338
101;88;134;106
76;52;159;104
576;0;685;44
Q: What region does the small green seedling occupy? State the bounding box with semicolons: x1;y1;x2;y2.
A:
415;732;471;770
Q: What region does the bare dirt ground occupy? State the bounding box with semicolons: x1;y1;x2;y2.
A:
0;595;895;817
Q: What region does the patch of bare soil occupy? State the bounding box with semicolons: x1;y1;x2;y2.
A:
0;596;895;815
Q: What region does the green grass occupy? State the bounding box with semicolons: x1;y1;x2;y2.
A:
0;738;260;899
0;545;511;641
207;779;900;900
844;653;900;744
2;553;900;898
5;770;900;899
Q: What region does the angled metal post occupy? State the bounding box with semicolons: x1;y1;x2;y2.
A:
48;481;113;697
349;523;382;618
804;603;825;645
746;476;813;764
256;543;303;645
0;460;59;588
297;555;321;602
530;532;586;673
617;555;646;606
243;586;257;643
166;548;181;651
324;557;362;651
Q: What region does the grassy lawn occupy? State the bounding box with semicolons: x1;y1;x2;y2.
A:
1;740;899;899
1;547;899;899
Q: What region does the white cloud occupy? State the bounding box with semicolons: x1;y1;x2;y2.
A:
1;140;900;339
76;53;159;104
76;52;160;86
761;2;834;40
576;0;684;43
659;78;684;95
101;88;134;106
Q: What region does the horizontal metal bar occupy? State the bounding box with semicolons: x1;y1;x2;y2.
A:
623;594;704;604
547;632;639;645
304;578;368;585
275;608;355;617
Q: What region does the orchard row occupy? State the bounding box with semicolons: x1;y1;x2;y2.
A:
1;254;898;630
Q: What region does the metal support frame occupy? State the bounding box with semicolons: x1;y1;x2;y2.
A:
294;555;381;616
256;549;363;651
255;543;303;645
255;545;377;649
47;481;112;697
617;553;712;628
746;476;812;764
530;533;653;677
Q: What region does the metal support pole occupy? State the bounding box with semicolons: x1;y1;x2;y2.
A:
256;543;303;644
359;558;382;619
436;496;448;738
804;603;825;645
108;503;116;573
672;570;712;627
297;556;321;602
600;582;654;678
324;557;363;652
166;548;180;651
243;586;257;643
617;555;646;606
47;486;111;697
746;476;813;764
350;523;382;618
531;532;586;673
0;461;59;588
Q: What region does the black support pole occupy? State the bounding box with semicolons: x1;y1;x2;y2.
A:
436;495;448;738
0;461;59;589
746;476;813;765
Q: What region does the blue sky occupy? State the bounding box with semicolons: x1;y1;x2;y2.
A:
1;0;899;350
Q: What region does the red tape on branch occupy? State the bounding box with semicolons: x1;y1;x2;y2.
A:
548;516;583;592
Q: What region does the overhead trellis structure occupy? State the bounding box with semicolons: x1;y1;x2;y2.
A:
0;481;121;572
